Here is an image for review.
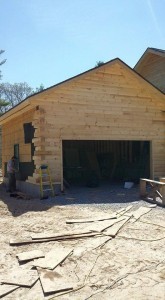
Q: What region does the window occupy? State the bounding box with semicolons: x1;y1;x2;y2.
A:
23;123;35;144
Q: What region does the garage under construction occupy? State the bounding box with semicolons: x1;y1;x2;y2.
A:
0;57;164;197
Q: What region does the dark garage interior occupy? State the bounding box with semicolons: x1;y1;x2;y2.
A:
63;140;150;187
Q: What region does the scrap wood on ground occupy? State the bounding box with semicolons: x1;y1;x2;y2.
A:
10;191;31;200
0;204;159;299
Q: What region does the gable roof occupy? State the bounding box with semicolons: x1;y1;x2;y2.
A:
134;47;165;70
0;57;164;124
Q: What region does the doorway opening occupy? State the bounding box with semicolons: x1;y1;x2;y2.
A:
62;140;150;187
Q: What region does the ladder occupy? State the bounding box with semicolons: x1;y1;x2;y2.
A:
39;165;55;199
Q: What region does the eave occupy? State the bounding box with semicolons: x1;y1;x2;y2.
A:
0;99;32;125
134;47;165;70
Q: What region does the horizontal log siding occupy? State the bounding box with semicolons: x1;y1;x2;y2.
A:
29;61;164;184
136;53;165;93
2;108;35;176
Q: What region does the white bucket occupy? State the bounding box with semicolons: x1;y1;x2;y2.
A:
124;182;134;189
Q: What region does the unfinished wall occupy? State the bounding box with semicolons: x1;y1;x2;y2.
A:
28;61;165;187
2;108;35;177
26;106;61;185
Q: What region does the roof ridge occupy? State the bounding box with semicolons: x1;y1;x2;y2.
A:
148;47;165;53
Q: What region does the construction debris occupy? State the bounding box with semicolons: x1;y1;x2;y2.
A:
0;284;19;298
33;245;73;270
131;206;152;222
1;205;156;299
10;191;31;200
31;229;97;239
37;267;73;295
0;269;38;287
116;205;133;216
16;249;45;262
66;212;117;224
10;232;101;246
85;216;126;232
104;216;130;237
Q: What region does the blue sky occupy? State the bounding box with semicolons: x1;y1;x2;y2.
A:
0;0;165;89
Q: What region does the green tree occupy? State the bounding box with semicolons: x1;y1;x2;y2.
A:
95;61;104;67
0;82;33;113
35;84;44;93
0;99;9;115
0;50;9;114
0;49;45;115
0;50;6;79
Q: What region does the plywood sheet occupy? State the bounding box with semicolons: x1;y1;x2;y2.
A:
33;246;73;270
73;236;112;256
0;284;19;298
18;280;53;300
16;250;44;262
131;207;152;222
104;217;130;237
116;205;133;217
0;269;38;287
37;267;73;294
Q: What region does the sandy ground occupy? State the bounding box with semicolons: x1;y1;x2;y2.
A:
0;182;165;299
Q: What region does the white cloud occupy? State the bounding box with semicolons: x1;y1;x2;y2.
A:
147;0;164;42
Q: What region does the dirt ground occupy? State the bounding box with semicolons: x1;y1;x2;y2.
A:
0;182;165;300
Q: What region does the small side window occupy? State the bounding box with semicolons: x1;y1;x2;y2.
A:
23;123;35;144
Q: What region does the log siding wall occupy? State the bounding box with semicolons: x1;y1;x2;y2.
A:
135;53;165;93
27;61;165;185
2;108;35;175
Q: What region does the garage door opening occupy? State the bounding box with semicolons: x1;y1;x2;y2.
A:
62;140;150;187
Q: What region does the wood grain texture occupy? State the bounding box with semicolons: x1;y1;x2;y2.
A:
1;59;164;187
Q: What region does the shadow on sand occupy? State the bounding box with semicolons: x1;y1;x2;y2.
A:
0;183;51;217
0;181;140;217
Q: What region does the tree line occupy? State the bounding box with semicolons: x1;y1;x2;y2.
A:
0;50;104;116
0;50;44;115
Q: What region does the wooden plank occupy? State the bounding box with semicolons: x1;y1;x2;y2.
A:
140;178;165;205
85;217;126;233
0;269;38;287
131;206;152;223
159;177;165;183
140;179;147;197
10;238;36;245
66;212;117;224
18;280;53;300
116;205;133;216
0;284;19;298
31;229;97;240
16;250;44;262
74;236;112;256
161;185;165;206
10;232;101;246
33;246;73;270
140;178;165;185
37;267;73;295
104;216;130;237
